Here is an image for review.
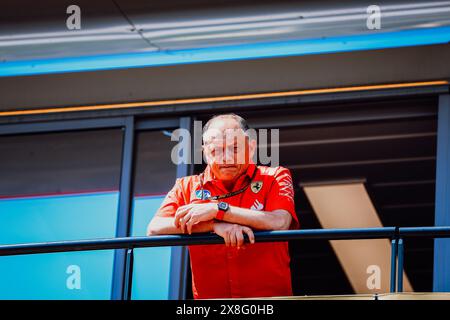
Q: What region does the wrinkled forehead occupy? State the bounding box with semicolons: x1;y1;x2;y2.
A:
203;118;247;144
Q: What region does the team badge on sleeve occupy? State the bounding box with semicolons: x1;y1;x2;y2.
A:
195;189;211;199
251;199;264;211
278;174;294;199
250;181;263;193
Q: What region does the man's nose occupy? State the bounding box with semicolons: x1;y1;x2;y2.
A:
224;147;236;163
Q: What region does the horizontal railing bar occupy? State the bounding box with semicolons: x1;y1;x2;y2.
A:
0;226;449;257
0;227;395;257
249;228;397;242
399;226;450;237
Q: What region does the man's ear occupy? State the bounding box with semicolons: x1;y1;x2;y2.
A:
202;144;212;165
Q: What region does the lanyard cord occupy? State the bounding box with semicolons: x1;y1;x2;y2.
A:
199;167;257;201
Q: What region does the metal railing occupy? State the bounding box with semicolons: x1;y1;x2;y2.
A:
1;226;450;299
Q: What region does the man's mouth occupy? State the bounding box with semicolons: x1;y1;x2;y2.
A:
219;165;237;169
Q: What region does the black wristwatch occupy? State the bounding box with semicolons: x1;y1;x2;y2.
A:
216;202;229;220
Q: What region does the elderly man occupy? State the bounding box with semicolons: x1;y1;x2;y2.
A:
147;113;299;299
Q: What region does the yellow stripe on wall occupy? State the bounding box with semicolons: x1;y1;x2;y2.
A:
1;80;448;117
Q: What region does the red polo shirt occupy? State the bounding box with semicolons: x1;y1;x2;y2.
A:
156;164;299;299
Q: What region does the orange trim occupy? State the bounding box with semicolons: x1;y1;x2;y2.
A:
1;80;448;117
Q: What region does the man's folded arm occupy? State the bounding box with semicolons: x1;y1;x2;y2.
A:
146;177;252;236
147;215;214;235
220;207;292;231
147;178;210;235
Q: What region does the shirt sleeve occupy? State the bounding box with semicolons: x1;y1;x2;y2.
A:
156;178;187;217
265;167;300;229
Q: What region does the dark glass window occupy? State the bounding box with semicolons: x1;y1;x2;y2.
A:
0;129;123;299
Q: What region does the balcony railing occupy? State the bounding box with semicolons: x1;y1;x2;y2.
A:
1;226;449;299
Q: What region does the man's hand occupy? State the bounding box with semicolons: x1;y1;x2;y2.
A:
174;203;217;234
213;222;255;248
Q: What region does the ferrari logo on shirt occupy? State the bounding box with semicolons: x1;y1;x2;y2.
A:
250;181;263;193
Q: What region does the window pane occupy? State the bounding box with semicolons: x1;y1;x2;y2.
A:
0;129;123;299
131;129;177;300
131;196;171;299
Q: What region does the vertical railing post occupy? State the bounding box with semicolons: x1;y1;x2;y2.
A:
123;248;134;300
390;238;398;293
397;238;404;292
111;116;135;300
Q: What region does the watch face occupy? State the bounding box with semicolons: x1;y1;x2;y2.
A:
219;202;228;210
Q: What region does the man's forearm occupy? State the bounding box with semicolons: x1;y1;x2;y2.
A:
147;216;214;235
221;206;292;230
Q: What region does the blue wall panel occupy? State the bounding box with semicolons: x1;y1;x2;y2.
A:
434;94;450;292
